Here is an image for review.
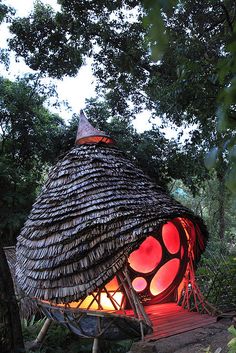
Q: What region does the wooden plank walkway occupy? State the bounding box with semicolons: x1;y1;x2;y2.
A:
144;302;216;341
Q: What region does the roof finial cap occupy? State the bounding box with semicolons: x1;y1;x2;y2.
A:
75;110;115;145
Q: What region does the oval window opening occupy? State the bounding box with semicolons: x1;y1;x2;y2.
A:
150;258;180;296
128;236;162;273
162;222;180;254
132;277;147;292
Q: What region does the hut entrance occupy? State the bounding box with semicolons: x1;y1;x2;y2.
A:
128;218;189;306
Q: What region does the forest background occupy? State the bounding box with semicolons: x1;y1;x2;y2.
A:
0;0;235;250
0;1;236;352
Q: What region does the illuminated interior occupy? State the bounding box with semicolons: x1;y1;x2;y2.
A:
78;135;114;145
74;276;124;310
43;276;124;311
61;292;124;310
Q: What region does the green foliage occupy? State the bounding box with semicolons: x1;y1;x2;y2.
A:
9;1;83;78
8;0;235;194
22;316;45;342
142;0;178;60
0;0;14;24
22;318;133;353
204;148;219;171
228;325;236;353
197;254;236;311
141;0;236;198
0;0;14;68
0;2;8;23
0;75;65;245
7;2;235;137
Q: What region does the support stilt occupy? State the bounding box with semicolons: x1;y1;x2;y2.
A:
92;337;99;353
28;318;52;350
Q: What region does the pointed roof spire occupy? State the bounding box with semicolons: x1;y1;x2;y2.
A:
75;110;115;145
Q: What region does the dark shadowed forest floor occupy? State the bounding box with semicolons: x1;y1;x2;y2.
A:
128;317;233;353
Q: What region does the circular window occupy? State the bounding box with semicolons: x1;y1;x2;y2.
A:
132;277;147;292
128;236;162;273
162;222;180;254
150;258;180;296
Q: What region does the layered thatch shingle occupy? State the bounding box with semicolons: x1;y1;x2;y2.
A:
4;246;38;318
16;116;208;304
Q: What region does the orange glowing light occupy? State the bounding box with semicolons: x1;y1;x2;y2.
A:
128;236;162;273
132;277;147;292
78;136;114;145
162;222;180;254
42;276;124;311
46;292;124;311
105;276;119;291
150;258;180;296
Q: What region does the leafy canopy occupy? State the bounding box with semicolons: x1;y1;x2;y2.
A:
0;75;65;244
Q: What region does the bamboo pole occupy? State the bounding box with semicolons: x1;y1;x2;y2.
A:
123;269;152;327
103;287;119;310
117;272;137;316
92;338;99;353
32;318;52;348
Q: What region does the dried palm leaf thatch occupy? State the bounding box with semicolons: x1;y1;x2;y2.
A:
16;141;208;304
4;246;38;319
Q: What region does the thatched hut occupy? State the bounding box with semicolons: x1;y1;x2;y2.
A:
16;111;210;345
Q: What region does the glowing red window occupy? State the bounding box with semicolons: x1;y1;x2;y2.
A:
132;277;147;292
162;222;180;254
150;258;180;296
128;236;162;273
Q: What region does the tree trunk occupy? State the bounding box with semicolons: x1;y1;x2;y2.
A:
0;245;25;353
217;171;225;241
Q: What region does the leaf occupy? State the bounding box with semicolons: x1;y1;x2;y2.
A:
229;145;236;163
217;106;236;131
228;337;236;348
217;107;227;131
225;164;236;193
228;325;236;336
204;147;219;170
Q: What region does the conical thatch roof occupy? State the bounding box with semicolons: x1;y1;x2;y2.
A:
16;114;208;304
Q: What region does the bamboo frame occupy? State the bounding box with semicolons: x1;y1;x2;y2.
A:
37;267;153;344
178;224;217;315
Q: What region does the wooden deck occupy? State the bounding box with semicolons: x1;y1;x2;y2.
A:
144;303;216;341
